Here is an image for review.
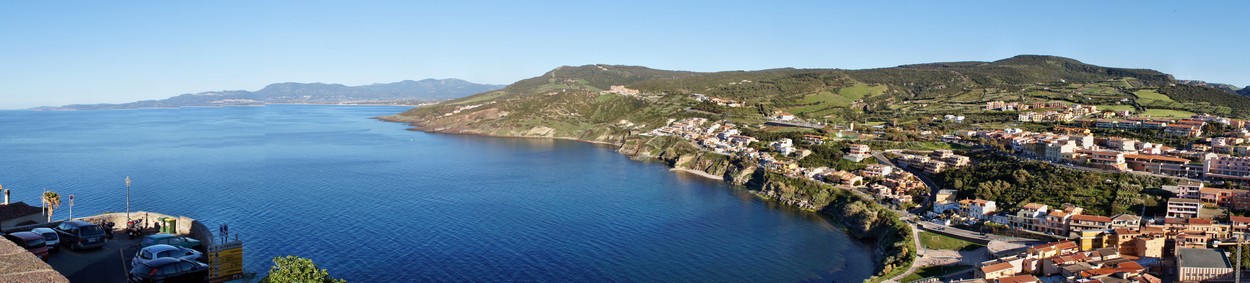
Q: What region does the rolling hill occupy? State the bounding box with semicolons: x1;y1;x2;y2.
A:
384;55;1250;143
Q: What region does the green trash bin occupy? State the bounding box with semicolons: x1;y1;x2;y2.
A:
161;217;177;234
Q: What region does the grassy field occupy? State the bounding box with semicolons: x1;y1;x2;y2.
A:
798;91;855;107
838;83;887;100
450;91;506;105
1095;104;1135;112
901;264;973;282
1141;108;1196;118
1134;89;1175;103
918;231;982;251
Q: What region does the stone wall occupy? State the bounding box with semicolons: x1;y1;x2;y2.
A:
76;211;215;252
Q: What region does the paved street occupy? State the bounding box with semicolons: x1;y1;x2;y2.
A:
47;231;140;283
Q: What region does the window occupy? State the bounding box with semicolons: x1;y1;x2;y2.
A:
178;262;198;272
159;264;179;275
157;250;172;258
26;238;44;248
141;250;152;260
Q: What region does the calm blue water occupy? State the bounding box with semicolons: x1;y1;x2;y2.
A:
0;105;873;282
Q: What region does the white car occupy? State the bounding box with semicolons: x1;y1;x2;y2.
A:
131;244;203;268
29;228;60;252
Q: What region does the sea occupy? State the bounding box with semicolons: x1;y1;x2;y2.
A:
0;104;874;282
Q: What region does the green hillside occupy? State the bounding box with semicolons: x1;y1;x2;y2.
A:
384;55;1250;142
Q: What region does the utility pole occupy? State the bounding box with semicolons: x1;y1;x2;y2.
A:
1238;232;1244;283
125;176;131;223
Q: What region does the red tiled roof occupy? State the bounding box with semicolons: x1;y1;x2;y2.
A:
1188;218;1213;225
981;262;1014;274
996;275;1040;283
1231;216;1250;223
1071;214;1112;223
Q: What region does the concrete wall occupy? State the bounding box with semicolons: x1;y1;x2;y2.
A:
75;211;215;252
0;214;45;231
1179;267;1234;282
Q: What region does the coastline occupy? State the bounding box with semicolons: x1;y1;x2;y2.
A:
670;168;725;181
372;116;626;147
382;119;909;283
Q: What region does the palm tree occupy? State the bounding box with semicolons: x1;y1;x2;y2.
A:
42;190;61;222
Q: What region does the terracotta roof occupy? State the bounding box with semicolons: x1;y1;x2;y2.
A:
1231;216;1250;223
1030;241;1078;253
995;275;1040;283
1022;203;1046;210
1188;218;1213;225
981;262;1014;274
1071;214;1112;223
1115;261;1145;270
0;202;42;222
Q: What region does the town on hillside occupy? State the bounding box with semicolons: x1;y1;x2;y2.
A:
644;103;1250;282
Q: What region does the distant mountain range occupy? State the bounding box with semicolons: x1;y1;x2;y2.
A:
1177;80;1250;96
36;79;505;110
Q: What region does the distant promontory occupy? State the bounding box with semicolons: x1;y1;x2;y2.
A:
34;78;504;110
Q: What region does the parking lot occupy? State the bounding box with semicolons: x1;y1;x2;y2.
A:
46;231;144;283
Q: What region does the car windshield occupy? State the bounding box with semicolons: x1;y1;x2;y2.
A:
26;238;45;248
40;233;56;241
80;225;104;236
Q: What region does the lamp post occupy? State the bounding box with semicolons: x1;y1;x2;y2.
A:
125;176;131;223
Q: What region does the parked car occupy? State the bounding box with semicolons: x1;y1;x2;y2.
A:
4;231;50;261
128;257;208;283
131;244;204;268
140;234;201;250
54;220;108;250
30;227;61;252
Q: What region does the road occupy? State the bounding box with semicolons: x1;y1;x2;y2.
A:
47;232;139;283
870;150;943;215
871;149;1037;283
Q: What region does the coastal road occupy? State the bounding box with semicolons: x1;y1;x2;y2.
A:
914;221;1035;244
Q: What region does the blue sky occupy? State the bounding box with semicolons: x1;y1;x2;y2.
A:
1;1;1247;109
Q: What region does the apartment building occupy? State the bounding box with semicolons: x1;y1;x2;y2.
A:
1166;198;1201;219
1204;155;1250;183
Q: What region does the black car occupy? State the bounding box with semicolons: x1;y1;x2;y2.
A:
54;220;107;250
129;257;208;283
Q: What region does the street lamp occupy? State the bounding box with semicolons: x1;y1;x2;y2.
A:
125;176;131;223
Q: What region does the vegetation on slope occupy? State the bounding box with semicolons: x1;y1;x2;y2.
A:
935;151;1172;216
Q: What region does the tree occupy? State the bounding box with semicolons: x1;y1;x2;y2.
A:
42;191;61;222
262;255;346;283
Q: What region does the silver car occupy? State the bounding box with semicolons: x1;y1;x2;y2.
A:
131;244;203;269
30;228;60;252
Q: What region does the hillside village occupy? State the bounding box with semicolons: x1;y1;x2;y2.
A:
390;56;1250;283
644;105;1250;283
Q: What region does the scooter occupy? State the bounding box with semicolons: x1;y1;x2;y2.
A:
103;221;116;240
127;220;143;240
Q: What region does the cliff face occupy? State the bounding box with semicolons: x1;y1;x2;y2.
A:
378;120;913;282
752;173;915;281
610;135;914;280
